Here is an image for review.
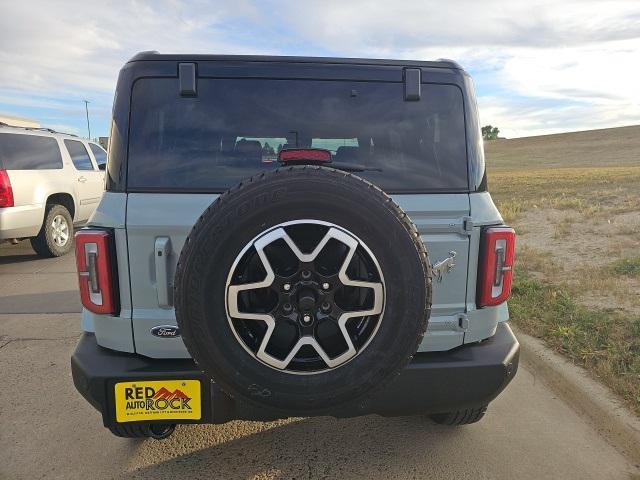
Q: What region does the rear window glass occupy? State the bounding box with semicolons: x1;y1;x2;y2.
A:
0;133;63;170
89;143;107;168
64;140;94;170
128;78;468;192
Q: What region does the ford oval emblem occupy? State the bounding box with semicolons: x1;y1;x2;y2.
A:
150;325;180;338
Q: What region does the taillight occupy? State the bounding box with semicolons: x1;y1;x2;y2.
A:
0;170;14;207
477;227;516;307
75;230;117;314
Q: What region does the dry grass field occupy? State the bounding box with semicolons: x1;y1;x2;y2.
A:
486;125;640;414
485;124;640;171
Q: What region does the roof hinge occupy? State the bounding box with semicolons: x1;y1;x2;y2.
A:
457;313;469;331
462;216;474;235
178;63;197;97
404;68;421;101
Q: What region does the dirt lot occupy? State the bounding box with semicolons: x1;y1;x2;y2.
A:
487;126;640;414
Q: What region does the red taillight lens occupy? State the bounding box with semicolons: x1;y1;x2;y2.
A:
278;148;332;163
75;230;116;314
477;227;516;307
0;170;14;207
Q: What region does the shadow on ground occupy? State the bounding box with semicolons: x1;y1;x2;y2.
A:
121;415;461;479
0;253;41;264
0;290;81;313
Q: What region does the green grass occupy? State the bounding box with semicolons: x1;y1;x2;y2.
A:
509;274;640;414
610;258;640;278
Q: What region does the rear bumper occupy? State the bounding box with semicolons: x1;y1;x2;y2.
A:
71;322;519;428
0;204;43;239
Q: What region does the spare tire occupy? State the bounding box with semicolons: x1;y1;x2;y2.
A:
175;166;431;414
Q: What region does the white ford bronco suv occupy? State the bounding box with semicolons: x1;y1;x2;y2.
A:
71;53;519;439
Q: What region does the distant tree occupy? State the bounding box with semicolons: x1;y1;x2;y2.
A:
263;142;275;155
482;125;500;140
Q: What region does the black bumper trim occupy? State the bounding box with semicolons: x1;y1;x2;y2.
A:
71;323;519;427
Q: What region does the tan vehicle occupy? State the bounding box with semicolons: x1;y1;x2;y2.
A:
0;124;106;256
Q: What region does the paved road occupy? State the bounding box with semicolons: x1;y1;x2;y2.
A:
1;241;638;480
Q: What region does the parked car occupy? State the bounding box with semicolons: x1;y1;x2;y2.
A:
71;53;519;439
0;124;106;256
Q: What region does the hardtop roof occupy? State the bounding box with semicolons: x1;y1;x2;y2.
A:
127;51;464;71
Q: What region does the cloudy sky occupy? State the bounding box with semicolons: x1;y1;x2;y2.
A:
1;0;639;139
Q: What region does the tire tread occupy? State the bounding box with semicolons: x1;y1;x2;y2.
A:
430;405;488;426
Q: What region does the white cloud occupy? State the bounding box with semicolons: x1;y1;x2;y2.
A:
276;0;640;136
0;0;639;137
0;0;262;95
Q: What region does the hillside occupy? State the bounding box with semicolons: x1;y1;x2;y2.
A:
484;124;640;171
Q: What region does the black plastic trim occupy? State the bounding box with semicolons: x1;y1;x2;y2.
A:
178;63;197;96
127;52;464;70
71;323;519;427
124;186;473;195
404;68;421;101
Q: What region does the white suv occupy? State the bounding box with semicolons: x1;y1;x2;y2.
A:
0;124;106;257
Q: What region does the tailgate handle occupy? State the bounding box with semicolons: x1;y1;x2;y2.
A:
154;237;173;308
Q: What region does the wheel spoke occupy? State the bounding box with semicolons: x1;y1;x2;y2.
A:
262;335;346;370
226;231;277;321
337;234;384;315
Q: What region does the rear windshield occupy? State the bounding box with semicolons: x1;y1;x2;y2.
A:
128;78;468;192
0;133;63;170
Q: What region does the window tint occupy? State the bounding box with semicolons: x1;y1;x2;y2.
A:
64;140;94;170
0;133;63;170
89;143;107;168
128;78;468;192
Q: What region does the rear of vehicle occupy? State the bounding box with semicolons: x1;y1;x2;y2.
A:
71;54;519;438
0;127;106;256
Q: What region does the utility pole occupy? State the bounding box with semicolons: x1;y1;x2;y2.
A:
83;100;91;139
